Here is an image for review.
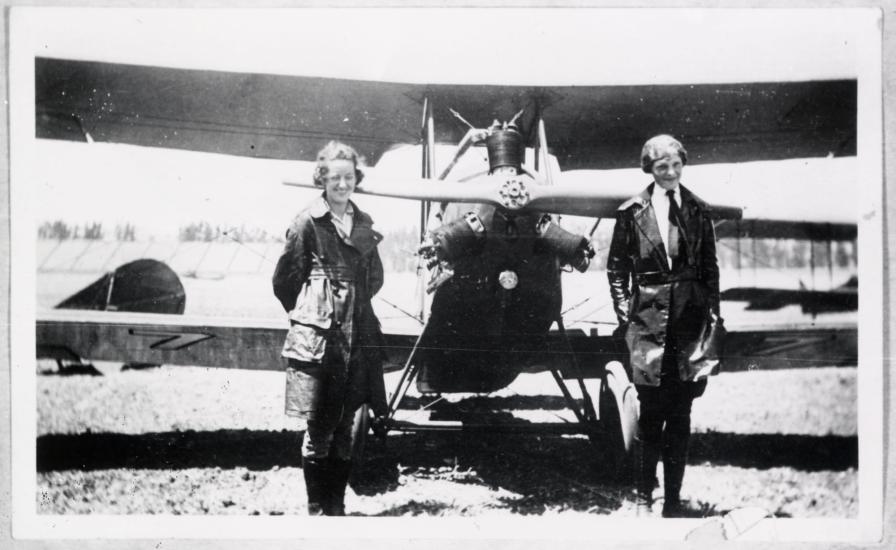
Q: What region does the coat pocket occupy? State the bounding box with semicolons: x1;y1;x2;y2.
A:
281;321;327;362
630;283;669;338
686;314;726;380
288;278;333;329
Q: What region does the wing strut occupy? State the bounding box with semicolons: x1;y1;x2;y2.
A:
809;239;815;288
421;96;435;230
827;239;835;288
536;115;554;187
416;96;436;321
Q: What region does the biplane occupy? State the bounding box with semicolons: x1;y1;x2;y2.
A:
30;14;859;473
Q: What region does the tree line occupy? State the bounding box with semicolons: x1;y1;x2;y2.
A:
177;222;277;243
37;219;856;272
37;220;136;241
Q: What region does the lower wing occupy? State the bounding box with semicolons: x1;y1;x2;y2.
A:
37;310;855;374
37;309;416;373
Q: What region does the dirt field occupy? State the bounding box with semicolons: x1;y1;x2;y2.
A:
36;363;857;518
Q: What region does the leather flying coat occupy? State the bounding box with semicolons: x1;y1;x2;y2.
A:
606;183;720;386
272;195;387;420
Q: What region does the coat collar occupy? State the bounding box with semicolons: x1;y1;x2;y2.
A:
679;184;698;211
308;194;332;219
634;182;700;215
641;182;701;266
631;184;670;270
306;194;381;254
631;183;654;219
308;194;373;226
621;181;705;271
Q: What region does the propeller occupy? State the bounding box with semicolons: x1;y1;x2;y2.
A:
283;172;743;220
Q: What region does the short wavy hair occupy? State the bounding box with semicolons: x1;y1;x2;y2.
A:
640;134;688;173
312;141;365;187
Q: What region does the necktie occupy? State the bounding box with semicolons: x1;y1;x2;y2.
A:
666;189;684;261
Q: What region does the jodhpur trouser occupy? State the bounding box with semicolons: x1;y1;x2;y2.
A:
286;353;366;461
635;346;705;502
302;411;356;460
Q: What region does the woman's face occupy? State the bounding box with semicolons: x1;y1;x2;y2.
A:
650;152;683;191
321;159;357;208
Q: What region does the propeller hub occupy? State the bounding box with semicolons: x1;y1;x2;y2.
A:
498;177;530;210
498;270;519;290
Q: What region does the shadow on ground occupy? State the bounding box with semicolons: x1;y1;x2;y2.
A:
37;428;856;516
37;429;857;474
689;431;857;471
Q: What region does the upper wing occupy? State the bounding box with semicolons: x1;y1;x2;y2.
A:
36;57;855;170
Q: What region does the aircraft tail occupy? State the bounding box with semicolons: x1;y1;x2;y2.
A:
56;259;186;314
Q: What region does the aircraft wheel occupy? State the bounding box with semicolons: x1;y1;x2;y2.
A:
597;361;639;478
350;403;370;465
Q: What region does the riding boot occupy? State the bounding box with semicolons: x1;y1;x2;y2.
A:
634;437;660;516
661;424;691;517
325;458;352;516
302;457;327;516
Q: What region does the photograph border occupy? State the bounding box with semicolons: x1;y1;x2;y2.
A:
2;2;892;548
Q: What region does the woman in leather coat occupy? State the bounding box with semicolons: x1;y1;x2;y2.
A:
606;135;721;517
273;141;388;516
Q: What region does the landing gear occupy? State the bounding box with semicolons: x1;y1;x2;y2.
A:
36;347;102;376
350;403;370;465
547;357;638;479
348;404;371;488
547;319;637;477
596;361;639;478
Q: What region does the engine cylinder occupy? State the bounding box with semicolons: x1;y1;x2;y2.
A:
486;128;524;173
428;212;486;262
537;220;592;272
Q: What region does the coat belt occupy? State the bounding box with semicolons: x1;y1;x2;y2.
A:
636;268;700;285
309;265;355;281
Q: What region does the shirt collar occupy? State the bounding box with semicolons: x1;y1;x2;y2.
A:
308;194;355;220
329;201;354;221
651;183;681;203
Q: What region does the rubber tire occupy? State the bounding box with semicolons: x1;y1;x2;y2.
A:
350;403;370;465
597;361;639;478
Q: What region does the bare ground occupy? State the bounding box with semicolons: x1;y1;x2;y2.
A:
35;364;858;518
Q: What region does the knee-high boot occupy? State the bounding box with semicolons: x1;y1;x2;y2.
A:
302;457;327;516
661;424;691;517
325;458;352;516
634;437;660;515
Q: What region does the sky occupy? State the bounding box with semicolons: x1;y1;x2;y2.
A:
11;8;861;85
